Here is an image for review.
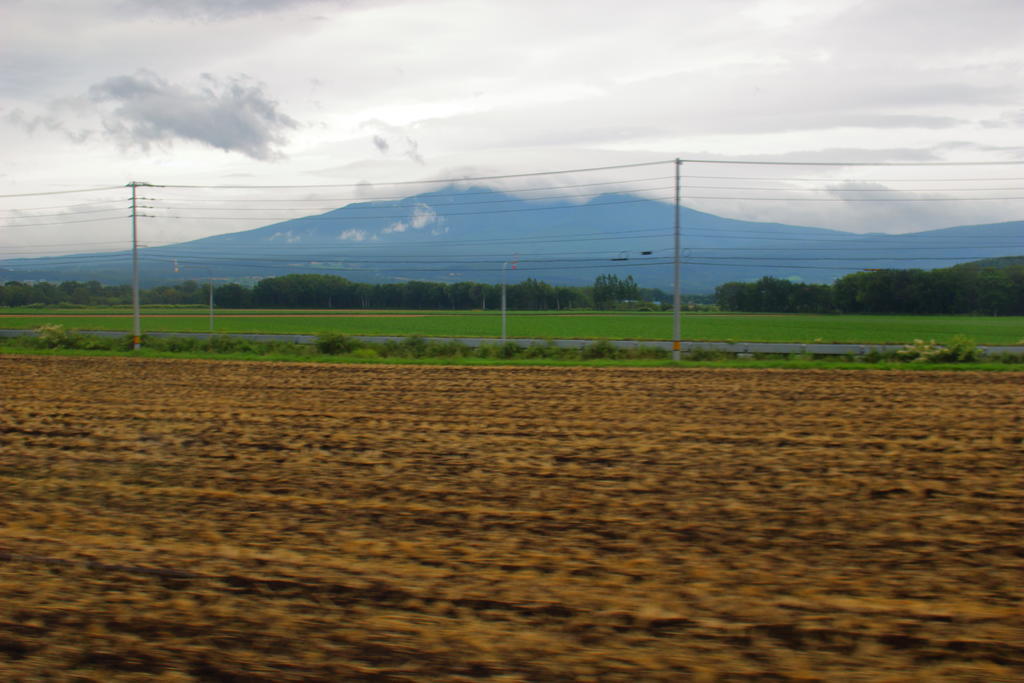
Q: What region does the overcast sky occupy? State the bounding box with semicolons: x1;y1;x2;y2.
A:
3;0;1024;255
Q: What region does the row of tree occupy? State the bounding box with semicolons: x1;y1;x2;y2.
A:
1;274;673;311
715;262;1024;315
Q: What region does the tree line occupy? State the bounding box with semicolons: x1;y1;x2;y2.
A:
1;273;674;310
714;261;1024;315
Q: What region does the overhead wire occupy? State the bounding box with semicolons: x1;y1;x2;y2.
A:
145;195;679;222
142;186;677;214
3;157;1022;279
0;185;125;198
143;175;676;203
153;160;673;189
0;215;131;230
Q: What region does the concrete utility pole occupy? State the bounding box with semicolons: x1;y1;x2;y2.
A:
174;260;221;336
128;182;149;350
673;159;682;361
501;256;518;342
501;261;509;342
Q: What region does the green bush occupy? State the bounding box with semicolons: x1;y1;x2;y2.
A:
207;335;260;354
401;335;429;357
264;340;313;356
623;345;669;360
581;339;620;360
33;324;80;349
315;332;361;355
684;347;728;361
424;339;470;357
476;342;522;359
150;336;203;352
521;341;573;359
897;335;980;363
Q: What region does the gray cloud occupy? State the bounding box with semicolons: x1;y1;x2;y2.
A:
121;0;345;20
87;70;297;159
981;109;1024;129
364;120;424;164
3;108;93;143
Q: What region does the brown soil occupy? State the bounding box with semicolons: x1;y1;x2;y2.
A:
1;356;1021;681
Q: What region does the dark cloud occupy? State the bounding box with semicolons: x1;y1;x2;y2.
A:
87;70;297;159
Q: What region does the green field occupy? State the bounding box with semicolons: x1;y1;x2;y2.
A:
2;307;1022;345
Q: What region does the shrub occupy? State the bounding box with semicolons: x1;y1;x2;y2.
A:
623;345;669;360
581;339;620;360
34;324;79;349
151;336;203;352
399;335;429;358
207;335;260;354
684;347;728;361
897;335;980;363
476;342;522;359
269;341;315;356
315;332;361;355
521;341;571;359
424;339;470;357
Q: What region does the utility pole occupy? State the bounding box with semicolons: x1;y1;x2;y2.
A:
208;274;215;334
175;259;219;336
673;159;682;361
501;256;518;342
501;261;508;342
128;182;148;350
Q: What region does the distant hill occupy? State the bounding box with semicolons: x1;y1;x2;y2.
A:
3;187;1022;293
950;255;1024;270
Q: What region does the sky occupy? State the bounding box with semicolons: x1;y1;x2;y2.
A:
2;0;1024;256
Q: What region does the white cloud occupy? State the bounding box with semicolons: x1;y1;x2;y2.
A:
271;230;301;243
338;228;369;241
382;203;442;234
1;0;1023;255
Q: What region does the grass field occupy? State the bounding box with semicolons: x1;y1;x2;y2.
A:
1;307;1023;344
2;356;1021;680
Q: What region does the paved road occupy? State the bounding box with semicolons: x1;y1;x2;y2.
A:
2;328;1022;356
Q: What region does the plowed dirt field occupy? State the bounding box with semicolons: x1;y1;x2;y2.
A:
1;355;1021;681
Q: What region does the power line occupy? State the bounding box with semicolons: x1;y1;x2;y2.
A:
683;185;1024;193
143;176;674;203
147;195;677;221
144;185;677;213
0;207;129;221
684;194;1024;202
0;215;130;230
680;173;1024;183
0;199;129;212
0;185;125;198
154;160;673;189
677;158;1024;167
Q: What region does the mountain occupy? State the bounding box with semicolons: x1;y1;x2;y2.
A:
3;187;1022;293
950;255;1024;270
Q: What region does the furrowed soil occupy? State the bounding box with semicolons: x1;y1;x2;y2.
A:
1;356;1021;681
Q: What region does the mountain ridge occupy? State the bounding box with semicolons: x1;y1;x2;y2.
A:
3;187;1021;293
